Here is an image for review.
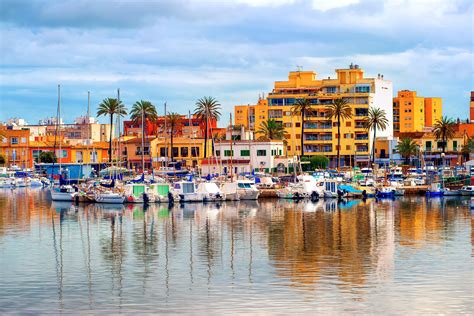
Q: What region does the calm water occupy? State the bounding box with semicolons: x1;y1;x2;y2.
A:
0;189;472;314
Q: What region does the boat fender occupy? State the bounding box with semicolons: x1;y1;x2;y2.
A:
311;191;318;201
362;190;367;199
143;193;150;205
294;192;300;200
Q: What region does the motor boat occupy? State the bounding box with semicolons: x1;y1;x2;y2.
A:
50;186;76;201
149;183;174;203
236;180;260;200
124;183;155;203
323;179;340;198
221;182;240;201
173;181;203;202
460;186;474;196
376;186;396;198
197;182;226;202
277;175;322;200
0;178;15;188
95;191;126;204
444;188;461;196
426;183;444;197
28;177;44;187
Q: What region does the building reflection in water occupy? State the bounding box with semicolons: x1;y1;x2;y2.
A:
0;188;471;312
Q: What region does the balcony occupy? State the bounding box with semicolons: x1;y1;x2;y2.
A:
355;134;368;140
135;151;150;156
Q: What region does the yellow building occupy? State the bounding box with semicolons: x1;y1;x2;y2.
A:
234;98;268;131
152;137;211;168
393;90;442;134
236;65;393;167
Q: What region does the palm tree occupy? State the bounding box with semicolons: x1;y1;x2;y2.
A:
396;138;419;165
129;100;158;132
97;98;127;162
326;98;352;169
129;100;157;172
291;98;314;157
256;119;287;140
364;107;388;164
432;116;456;154
194;97;221;158
166;112;182;162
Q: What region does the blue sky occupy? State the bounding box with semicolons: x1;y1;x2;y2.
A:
0;0;473;126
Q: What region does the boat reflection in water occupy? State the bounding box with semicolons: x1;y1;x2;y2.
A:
0;188;471;314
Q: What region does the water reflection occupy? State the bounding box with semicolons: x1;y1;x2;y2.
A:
0;188;471;314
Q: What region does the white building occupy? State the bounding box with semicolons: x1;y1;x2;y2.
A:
201;140;285;175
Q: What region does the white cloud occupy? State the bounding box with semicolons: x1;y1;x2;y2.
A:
311;0;359;11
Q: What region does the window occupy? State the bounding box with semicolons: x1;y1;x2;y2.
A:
160;148;168;157
284;123;292;127
285;111;292;116
11;137;18;145
224;150;233;157
172;147;179;157
240;150;250;157
2;137;6;143
279;149;282;155
346;145;351;150
21;137;27;143
295;122;300;127
287;146;291;151
181;147;189;157
453;141;458;150
355;86;370;93
55;149;67;158
326;87;337;93
191;147;200;157
144;146;150;155
257;150;266;156
346;122;351;127
215;150;220;156
296;134;301;139
426;141;432;150
344;133;351;138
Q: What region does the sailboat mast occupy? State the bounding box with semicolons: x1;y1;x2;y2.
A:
229;113;233;180
58;84;62;174
117;89;121;169
164;102;167;167
141;102;145;174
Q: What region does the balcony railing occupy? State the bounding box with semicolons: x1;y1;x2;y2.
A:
135;151;150;156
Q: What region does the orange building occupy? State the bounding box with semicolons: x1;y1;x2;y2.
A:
0;127;31;168
393;90;442;134
470;91;474;122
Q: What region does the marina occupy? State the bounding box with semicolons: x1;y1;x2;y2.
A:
0;187;472;314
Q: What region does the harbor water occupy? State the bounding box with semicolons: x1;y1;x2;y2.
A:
0;188;472;314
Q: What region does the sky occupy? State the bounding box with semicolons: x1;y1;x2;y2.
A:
0;0;473;126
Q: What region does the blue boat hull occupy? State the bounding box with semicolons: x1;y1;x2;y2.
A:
426;191;444;197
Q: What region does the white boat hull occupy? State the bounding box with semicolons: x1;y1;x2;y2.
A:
50;191;75;201
179;193;204;202
237;189;259;200
95;193;125;204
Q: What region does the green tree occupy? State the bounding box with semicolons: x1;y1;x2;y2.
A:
0;154;5;165
39;151;57;163
291;98;314;157
97;98;127;163
364;107;389;164
326;98;352;169
461;136;474;161
432;116;456;154
256;119;287;141
194;97;221;158
167;112;182;162
396;138;419;165
129;100;158;134
301;155;329;170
